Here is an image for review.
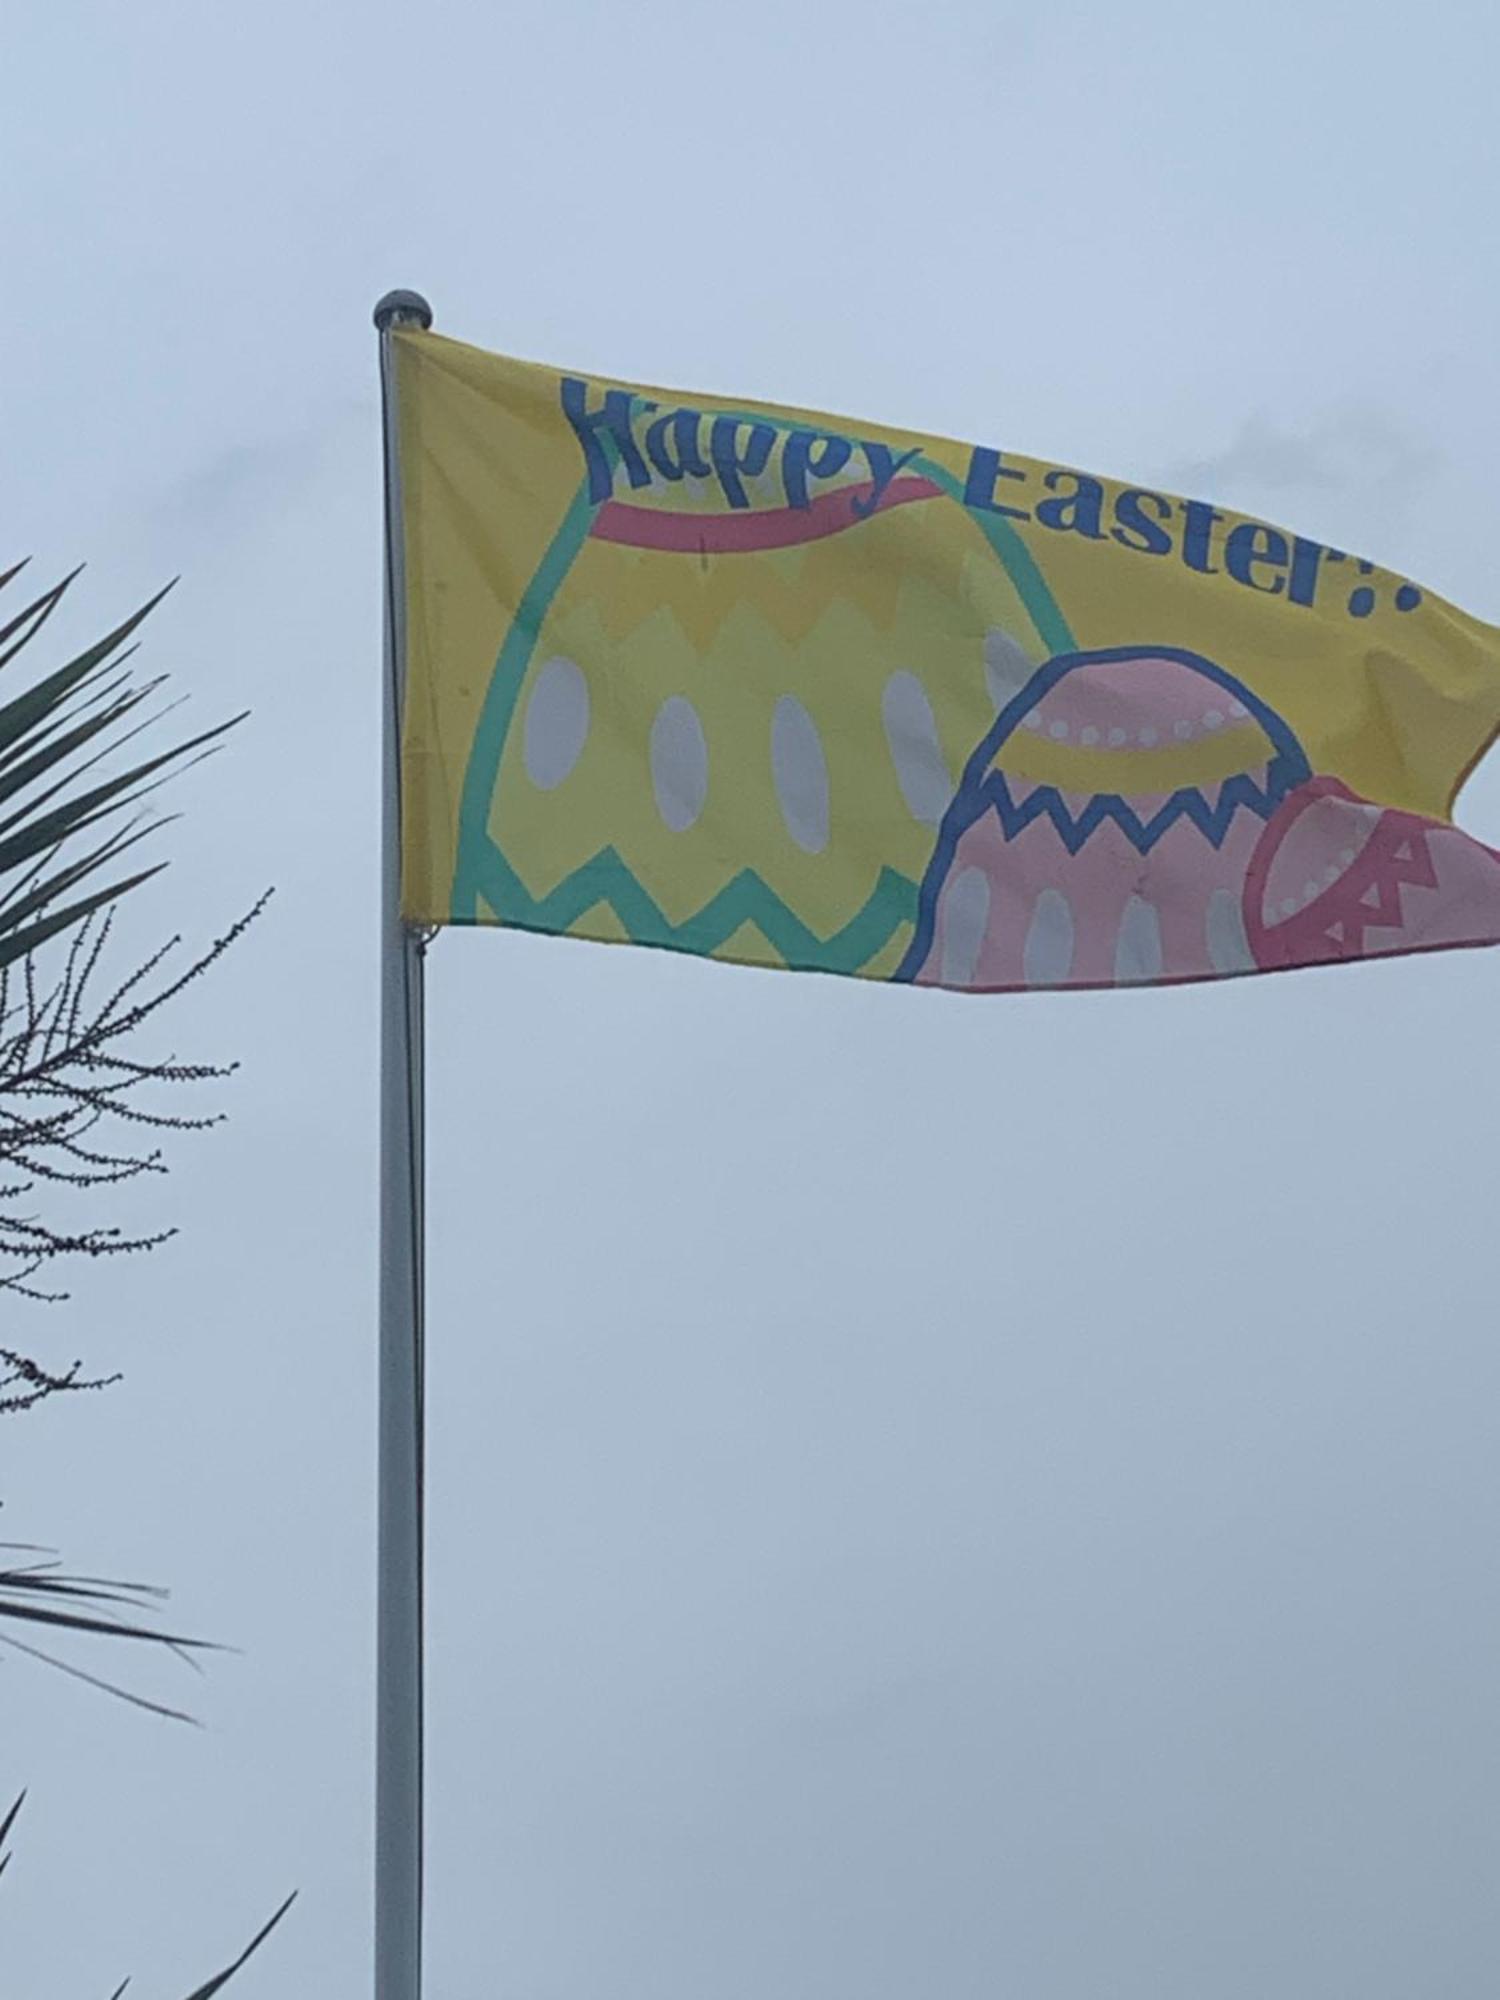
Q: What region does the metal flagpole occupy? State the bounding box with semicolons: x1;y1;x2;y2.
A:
373;286;434;2000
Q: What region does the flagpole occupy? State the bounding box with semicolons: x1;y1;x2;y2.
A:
373;287;433;2000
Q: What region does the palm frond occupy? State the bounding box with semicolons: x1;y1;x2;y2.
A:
176;1894;297;1999
0;1789;22;1879
0;1544;215;1722
0;566;269;1340
1;1794;293;1997
0;566;77;671
0;567;240;961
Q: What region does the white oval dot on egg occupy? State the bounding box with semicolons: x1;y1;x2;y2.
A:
938;867;992;989
1138;727;1158;748
984;629;1036;713
771;696;830;854
1203;709;1225;730
881;670;952;827
650;694;709;832
1080;726;1099;746
1114;895;1163;984
1107;727;1128;747
1023;889;1075;987
1207;889;1254;974
1048;720;1069;741
522;656;590;791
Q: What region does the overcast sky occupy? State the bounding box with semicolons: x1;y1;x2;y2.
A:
6;2;1500;1994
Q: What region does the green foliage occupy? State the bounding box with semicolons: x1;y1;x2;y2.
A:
0;561;266;1329
0;562;240;971
2;1792;294;1998
0;563;288;1991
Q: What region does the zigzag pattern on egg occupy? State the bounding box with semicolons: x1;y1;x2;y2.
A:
574;525;1027;657
451;447;1075;976
466;837;922;977
473;495;1053;953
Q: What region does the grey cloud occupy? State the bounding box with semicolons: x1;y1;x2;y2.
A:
8;2;1500;1996
149;397;372;536
1169;405;1441;528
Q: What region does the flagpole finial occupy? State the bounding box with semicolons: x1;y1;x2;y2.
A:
374;290;433;332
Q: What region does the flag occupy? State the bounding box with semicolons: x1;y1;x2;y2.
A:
392;329;1500;993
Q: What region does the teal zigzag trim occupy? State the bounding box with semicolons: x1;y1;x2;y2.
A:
452;481;602;922
450;398;1076;974
464;834;920;976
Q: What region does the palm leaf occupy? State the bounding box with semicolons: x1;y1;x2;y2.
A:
2;1794;293;1997
0;567;77;672
176;1894;297;1999
0;1544;214;1722
0;585;170;741
0;866;166;976
0;1789;22;1879
0;572;283;1987
0;568;238;961
0;678;159;811
0;815;165;936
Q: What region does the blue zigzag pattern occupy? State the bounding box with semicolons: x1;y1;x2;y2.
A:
976;758;1303;858
894;644;1316;982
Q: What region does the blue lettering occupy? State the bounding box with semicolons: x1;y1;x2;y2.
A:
1225;522;1289;594
645;409;711;483
853;443;922;518
963;447;1030;520
709;416;776;509
783;430;854;509
1111;488;1173;555
560;377;651;502
1288;536;1341;608
1180;500;1224;575
1035;470;1106;539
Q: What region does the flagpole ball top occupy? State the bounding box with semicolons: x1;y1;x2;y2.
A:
374;290;434;331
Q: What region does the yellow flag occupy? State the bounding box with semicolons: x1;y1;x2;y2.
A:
393;327;1500;992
